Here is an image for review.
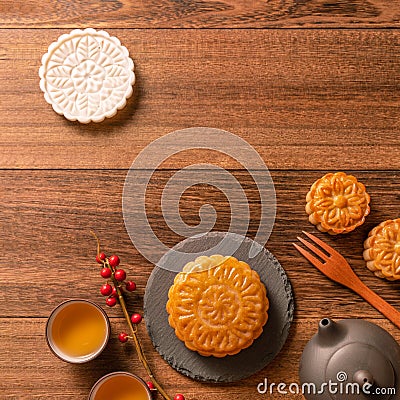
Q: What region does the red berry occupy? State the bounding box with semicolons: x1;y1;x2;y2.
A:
108;255;120;267
96;252;106;263
174;395;185;400
106;296;117;307
125;281;136;292
111;287;118;298
146;381;155;390
100;267;112;279
131;313;142;324
114;269;126;282
100;283;113;296
118;332;129;343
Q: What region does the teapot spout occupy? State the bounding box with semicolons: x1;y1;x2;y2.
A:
317;318;344;347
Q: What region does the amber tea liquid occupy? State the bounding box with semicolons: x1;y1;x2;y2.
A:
91;373;151;400
47;300;109;362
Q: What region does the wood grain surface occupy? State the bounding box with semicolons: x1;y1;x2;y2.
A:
2;2;400;399
1;169;399;399
2;29;400;169
1;169;399;316
2;0;400;28
1;317;398;400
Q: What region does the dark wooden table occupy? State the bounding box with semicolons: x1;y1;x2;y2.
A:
1;1;400;399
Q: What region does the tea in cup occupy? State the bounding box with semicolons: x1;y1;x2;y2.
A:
46;299;110;363
89;372;152;400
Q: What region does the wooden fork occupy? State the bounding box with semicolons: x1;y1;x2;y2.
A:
293;231;400;329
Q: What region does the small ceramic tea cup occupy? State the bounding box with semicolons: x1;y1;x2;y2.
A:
89;372;152;400
46;299;110;363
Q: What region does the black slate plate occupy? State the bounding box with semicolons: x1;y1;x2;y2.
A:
143;232;294;383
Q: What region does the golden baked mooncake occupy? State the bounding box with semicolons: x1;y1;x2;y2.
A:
306;172;370;235
363;219;400;281
166;255;269;357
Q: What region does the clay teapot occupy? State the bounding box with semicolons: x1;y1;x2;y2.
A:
299;318;400;399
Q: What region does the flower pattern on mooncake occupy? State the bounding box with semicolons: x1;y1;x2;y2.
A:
306;172;370;235
166;255;269;357
363;219;400;281
39;28;135;123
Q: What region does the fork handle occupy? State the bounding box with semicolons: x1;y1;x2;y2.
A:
351;281;400;329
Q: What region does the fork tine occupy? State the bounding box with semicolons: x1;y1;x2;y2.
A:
302;231;339;257
293;243;325;270
297;236;330;262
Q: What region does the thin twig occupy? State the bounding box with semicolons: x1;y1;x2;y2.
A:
90;230;101;257
91;231;172;400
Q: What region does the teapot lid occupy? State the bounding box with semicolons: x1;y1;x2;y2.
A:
326;342;394;399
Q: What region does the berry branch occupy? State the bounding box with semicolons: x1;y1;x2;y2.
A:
91;232;185;400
